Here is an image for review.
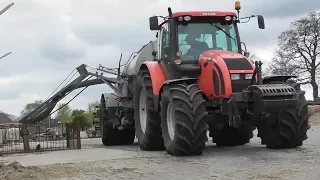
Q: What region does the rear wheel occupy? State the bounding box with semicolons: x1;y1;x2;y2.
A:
160;83;208;156
217;128;254;146
257;87;310;149
100;97;135;145
134;69;164;150
210;116;255;146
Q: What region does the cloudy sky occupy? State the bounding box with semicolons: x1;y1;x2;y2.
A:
0;0;319;117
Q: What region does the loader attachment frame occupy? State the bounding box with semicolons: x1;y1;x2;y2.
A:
19;64;127;124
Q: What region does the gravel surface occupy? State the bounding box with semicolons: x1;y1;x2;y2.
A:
1;116;320;180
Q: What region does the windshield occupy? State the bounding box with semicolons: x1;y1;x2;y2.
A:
178;22;239;60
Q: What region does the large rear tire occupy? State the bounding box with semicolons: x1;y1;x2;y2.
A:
100;97;135;146
160;83;208;156
257;88;310;149
134;69;164;150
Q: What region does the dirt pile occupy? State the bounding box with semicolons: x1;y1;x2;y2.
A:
0;160;108;180
0;161;46;180
309;105;320;126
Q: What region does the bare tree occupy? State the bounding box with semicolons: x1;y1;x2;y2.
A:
265;49;308;78
267;12;320;100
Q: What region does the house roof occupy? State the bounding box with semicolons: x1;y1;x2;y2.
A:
0;113;13;124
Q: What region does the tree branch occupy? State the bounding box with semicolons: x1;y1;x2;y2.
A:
267;12;320;97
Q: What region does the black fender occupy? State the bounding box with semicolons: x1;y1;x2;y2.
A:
154;78;198;111
262;75;297;84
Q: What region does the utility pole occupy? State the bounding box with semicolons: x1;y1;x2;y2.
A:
0;3;14;60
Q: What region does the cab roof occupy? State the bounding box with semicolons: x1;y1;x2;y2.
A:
170;11;237;18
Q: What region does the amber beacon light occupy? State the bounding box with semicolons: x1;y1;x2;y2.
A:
235;1;241;10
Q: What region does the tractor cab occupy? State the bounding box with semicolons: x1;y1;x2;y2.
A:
154;12;241;63
149;1;265;78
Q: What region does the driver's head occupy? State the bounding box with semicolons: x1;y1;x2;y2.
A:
185;32;200;45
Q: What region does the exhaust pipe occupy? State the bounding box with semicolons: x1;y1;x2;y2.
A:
168;7;173;18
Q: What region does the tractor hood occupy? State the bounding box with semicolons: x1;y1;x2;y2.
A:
199;50;254;70
203;49;247;60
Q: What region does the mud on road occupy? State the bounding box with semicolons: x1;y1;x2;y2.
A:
1;124;320;180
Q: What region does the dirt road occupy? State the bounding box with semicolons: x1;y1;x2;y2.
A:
1;125;320;180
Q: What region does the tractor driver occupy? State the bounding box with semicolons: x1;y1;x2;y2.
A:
182;32;209;59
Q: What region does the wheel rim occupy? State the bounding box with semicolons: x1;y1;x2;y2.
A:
167;103;175;141
139;88;147;134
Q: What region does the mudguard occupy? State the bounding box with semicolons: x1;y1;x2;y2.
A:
162;78;198;85
143;62;199;111
142;61;166;95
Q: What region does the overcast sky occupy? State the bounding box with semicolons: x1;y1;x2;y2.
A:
0;0;319;116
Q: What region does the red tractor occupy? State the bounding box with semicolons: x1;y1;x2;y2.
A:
97;1;310;156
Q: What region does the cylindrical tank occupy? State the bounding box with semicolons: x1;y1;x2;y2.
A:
123;40;157;76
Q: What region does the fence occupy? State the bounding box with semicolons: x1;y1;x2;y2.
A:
0;120;81;155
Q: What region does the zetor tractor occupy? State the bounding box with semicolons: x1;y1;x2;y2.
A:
99;1;310;156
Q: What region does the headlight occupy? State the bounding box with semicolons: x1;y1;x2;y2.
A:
184;16;191;21
231;74;240;80
245;74;253;80
225;16;232;21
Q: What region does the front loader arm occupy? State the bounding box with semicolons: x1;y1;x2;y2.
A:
19;64;124;124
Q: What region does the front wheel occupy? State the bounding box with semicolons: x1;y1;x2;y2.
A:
160;83;208;156
257;89;310;149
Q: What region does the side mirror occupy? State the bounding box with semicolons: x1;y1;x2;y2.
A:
149;16;159;30
257;15;265;29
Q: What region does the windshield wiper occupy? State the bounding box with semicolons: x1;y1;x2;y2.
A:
210;23;237;44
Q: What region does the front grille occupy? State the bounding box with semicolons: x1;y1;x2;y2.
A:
222;58;253;92
224;58;253;70
231;74;251;93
